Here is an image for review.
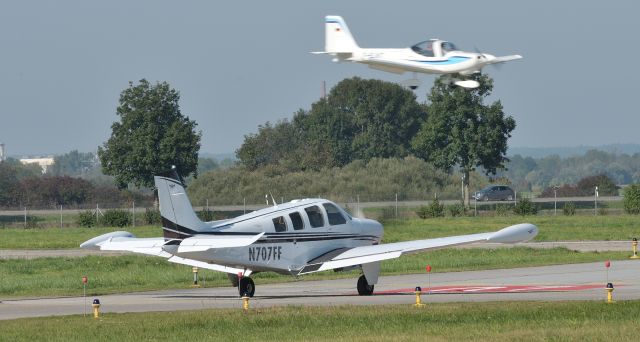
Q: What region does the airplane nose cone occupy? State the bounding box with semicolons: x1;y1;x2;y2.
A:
355;218;384;243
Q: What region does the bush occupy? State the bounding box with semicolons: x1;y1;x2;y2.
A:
77;210;97;228
102;209;131;227
513;198;537;216
495;204;511;216
447;203;465;217
563;202;576;216
144;208;161;224
623;184;640;214
417;199;445;219
197;209;215;222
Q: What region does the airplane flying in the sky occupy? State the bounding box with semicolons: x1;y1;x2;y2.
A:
313;15;522;89
81;168;538;297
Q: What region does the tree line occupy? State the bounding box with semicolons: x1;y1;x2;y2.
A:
236;75;515;207
500;149;640;192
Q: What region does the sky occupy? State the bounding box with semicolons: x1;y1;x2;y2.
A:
0;0;638;157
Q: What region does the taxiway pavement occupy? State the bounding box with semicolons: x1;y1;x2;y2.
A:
2;260;638;320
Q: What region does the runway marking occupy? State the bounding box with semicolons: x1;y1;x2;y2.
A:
374;284;606;295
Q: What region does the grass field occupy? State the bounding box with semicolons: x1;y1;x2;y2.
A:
0;248;629;298
1;214;639;249
2;301;639;341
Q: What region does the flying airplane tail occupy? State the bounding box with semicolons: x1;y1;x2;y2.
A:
155;167;208;240
324;15;360;53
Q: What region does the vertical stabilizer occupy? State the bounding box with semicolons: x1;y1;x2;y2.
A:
325;15;360;53
155;167;207;239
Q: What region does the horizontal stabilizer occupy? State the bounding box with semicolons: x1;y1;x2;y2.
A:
177;233;265;253
80;232;173;257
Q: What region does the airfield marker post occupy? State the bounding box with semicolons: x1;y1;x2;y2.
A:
60;205;63;228
132;201;135;228
242;294;250;311
426;265;432;295
631;238;639;259
92;298;100;318
606;283;614;303
413;286;426;308
82;276;88;317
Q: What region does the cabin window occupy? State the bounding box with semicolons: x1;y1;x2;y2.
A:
272;216;287;232
411;40;435;57
289;212;304;230
323;203;346;226
441;41;457;54
304;205;325;228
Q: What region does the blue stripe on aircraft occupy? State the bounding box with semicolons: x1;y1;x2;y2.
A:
411;56;470;65
325;20;341;24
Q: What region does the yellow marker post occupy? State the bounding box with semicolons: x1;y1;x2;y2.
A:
413;286;426;308
242;294;250;311
92;299;101;319
191;266;200;287
606;283;614;304
630;238;639;259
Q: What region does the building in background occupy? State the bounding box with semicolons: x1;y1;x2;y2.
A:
20;157;55;173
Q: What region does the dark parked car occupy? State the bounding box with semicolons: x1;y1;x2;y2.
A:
474;185;515;201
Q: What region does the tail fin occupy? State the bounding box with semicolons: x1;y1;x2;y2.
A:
155;167;207;240
325;15;360;53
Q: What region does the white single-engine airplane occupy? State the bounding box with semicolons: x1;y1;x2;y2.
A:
313;15;522;89
81;168;538;297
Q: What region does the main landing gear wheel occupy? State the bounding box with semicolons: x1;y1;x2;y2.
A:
357;274;374;296
239;277;255;297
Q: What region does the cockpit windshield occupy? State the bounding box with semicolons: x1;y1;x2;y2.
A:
411;40;435;57
441;41;458;54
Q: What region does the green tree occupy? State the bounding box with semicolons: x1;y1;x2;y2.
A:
412;74;515;207
98;79;201;188
623;184;640;214
50;150;96;176
0;162;20;206
236;77;425;171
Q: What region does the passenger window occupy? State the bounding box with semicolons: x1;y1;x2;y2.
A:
304;205;325;228
289;212;304;230
323;203;346;226
272;216;287;232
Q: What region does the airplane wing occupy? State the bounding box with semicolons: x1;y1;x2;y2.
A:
297;223;537;275
488;54;523;65
167;255;247;275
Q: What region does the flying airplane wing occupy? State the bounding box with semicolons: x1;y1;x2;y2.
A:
297;223;537;275
487;54;523;65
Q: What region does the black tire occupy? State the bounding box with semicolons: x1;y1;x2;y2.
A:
239;277;255;297
483;195;489;202
507;195;513;201
357;275;374;296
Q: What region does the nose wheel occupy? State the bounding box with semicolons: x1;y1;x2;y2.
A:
239;277;255;297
